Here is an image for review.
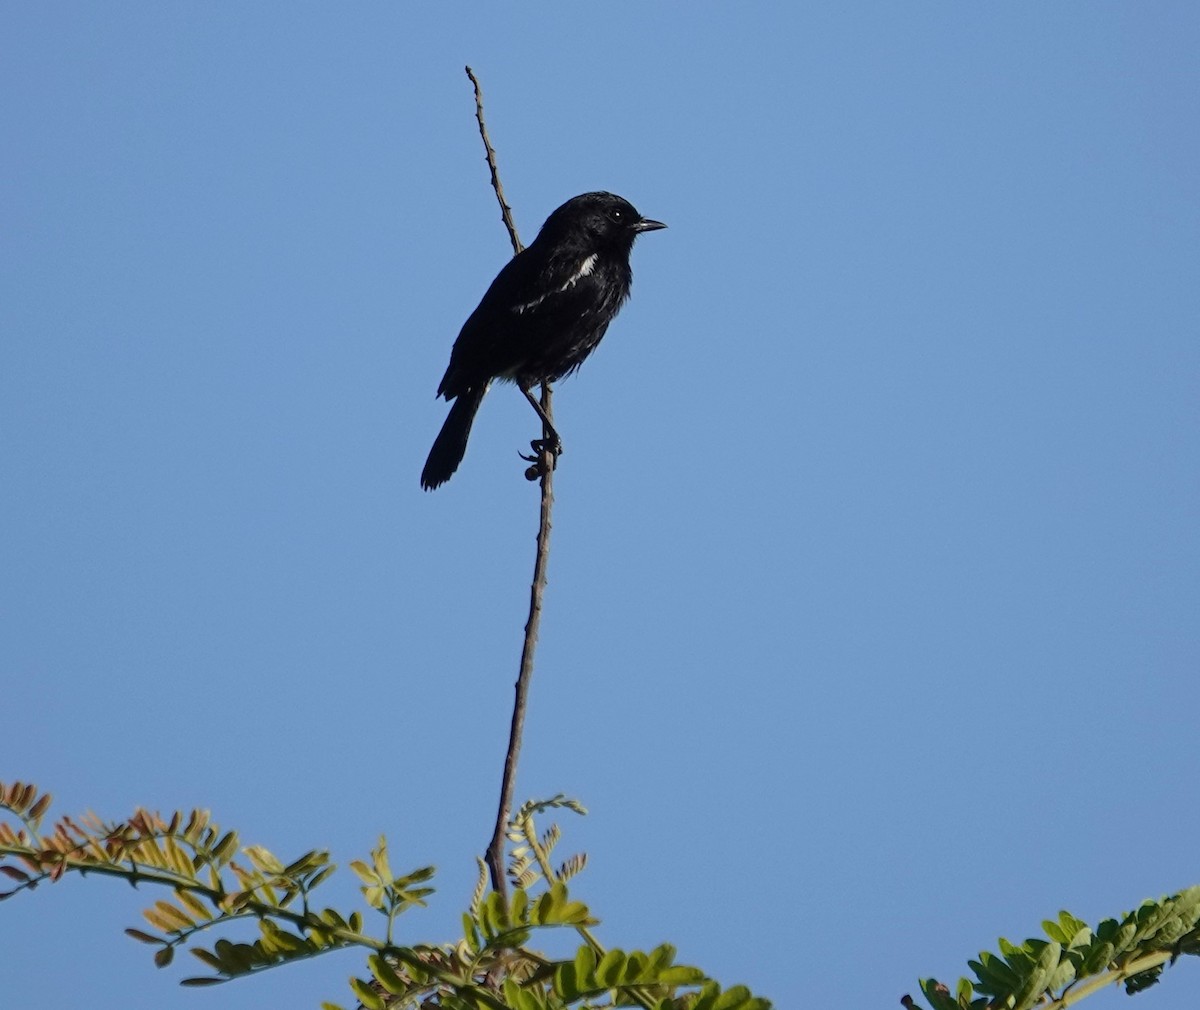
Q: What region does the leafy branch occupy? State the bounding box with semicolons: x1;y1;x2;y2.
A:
905;889;1200;1010
1;781;769;1010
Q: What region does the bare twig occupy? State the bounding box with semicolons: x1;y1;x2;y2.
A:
486;419;554;899
466;66;523;257
465;66;556;900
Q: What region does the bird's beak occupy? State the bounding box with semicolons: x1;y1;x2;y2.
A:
634;218;667;233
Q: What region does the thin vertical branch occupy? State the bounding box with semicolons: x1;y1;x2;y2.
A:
465;66;556;900
486;416;553;899
466;66;523;257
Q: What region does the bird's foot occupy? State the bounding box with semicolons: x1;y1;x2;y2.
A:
519;437;562;481
531;435;563;457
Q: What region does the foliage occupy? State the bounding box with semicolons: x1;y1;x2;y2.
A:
905;890;1200;1010
0;782;768;1010
5;779;1198;1008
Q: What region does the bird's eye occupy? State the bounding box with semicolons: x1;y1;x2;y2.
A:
608;208;624;223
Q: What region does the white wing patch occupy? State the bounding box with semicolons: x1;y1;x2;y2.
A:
569;253;599;284
515;253;599;314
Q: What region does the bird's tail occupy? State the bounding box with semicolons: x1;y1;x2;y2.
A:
421;386;486;490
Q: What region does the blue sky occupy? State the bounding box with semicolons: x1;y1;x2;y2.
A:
3;4;1198;1009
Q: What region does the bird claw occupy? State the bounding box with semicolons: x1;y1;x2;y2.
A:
519;437;562;481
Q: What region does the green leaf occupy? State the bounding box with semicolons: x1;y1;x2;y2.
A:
1080;940;1114;975
154;945;175;968
656;965;707;986
175;888;212;920
1061;911;1088;936
546;880;568;910
533;889;554;925
1049;911;1087;942
1042;920;1068;945
623;950;648;983
497;927;532;949
372;837;391;881
369;954;407;996
1111;922;1138;956
1044;953;1076;994
309;865;336;890
259;922;310;955
395;865;436;888
504;977;543;1010
998;937;1035;977
510;886;529;924
320;907;348;929
163;837;195;878
554;961;580;1001
969;952;1019;995
244;845;284;874
189;947;224;972
596;949;626;987
574;944;597;984
477;890;498;937
484;889;508;930
648;943;677;973
558;900;593;924
1011;941;1060;1010
392;947;432;985
349;976;384;1010
1065;925;1092;952
213;938;255;974
715;984;753;1010
462;912;482;953
282;849;319;875
689;981;719;1010
1130;899;1174;945
1173;886;1200;918
349;860;378;885
918;977;954;1010
154;899;195;930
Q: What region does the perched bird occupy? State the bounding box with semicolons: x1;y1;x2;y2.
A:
421;191;665;490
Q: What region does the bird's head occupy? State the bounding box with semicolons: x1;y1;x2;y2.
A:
539;192;666;252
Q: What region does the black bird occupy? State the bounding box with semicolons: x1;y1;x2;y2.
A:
421;191;665;490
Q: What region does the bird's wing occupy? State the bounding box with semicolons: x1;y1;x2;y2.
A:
509;251;601;316
438;248;607;395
